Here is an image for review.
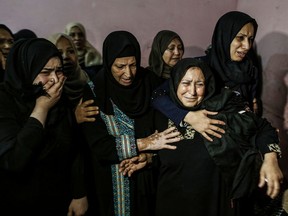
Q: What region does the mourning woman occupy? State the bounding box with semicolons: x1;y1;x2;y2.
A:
80;30;180;216
121;58;283;216
0;38;88;216
151;11;261;142
158;58;283;215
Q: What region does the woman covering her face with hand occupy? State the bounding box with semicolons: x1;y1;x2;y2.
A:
0;38;88;216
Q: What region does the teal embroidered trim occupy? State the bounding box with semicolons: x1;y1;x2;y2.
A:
99;101;137;216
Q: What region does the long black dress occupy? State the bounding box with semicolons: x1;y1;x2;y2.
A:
154;58;280;216
155;115;232;216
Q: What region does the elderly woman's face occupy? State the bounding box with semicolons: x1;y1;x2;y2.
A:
56;36;77;75
177;67;205;107
162;38;184;67
111;56;137;86
230;22;255;62
33;57;64;85
0;28;14;60
68;26;85;51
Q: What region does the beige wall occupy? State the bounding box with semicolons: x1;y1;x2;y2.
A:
238;0;288;177
1;0;236;65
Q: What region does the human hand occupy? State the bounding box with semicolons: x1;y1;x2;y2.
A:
258;152;283;199
67;196;88;216
31;76;66;126
137;127;181;151
184;109;225;142
252;98;259;115
75;98;99;124
119;153;150;177
35;76;66;111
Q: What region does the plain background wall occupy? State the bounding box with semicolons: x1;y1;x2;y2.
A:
1;0;287;177
1;0;237;65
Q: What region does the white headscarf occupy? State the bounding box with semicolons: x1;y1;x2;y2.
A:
64;22;102;67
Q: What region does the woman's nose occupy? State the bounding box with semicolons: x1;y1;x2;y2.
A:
242;38;251;50
174;47;180;55
50;71;60;83
62;52;69;60
124;67;132;77
189;85;196;95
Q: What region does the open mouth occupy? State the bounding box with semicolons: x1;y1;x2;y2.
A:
236;51;247;58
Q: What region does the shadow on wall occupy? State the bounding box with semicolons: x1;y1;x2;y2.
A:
257;32;288;179
183;46;205;58
141;39;153;67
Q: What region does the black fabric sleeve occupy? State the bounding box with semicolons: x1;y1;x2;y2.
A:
80;83;119;164
71;150;87;198
0;108;44;172
254;116;280;155
151;80;188;126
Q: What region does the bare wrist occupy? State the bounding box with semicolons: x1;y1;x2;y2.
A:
263;152;278;162
137;138;148;152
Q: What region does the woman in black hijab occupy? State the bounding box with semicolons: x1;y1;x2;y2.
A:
123;58;283;216
151;11;260;142
147;30;184;81
0;38;88;216
208;11;259;112
80;30;180;216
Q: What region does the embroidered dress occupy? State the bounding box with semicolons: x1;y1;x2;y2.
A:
81;31;160;216
100;102;137;216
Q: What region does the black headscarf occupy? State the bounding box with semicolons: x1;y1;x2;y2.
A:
148;30;184;78
169;58;216;111
169;57;270;199
94;31;152;118
0;24;14;38
14;29;37;41
208;11;258;96
4;38;62;102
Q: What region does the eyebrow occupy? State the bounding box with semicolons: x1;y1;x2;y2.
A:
41;67;62;71
237;32;247;36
